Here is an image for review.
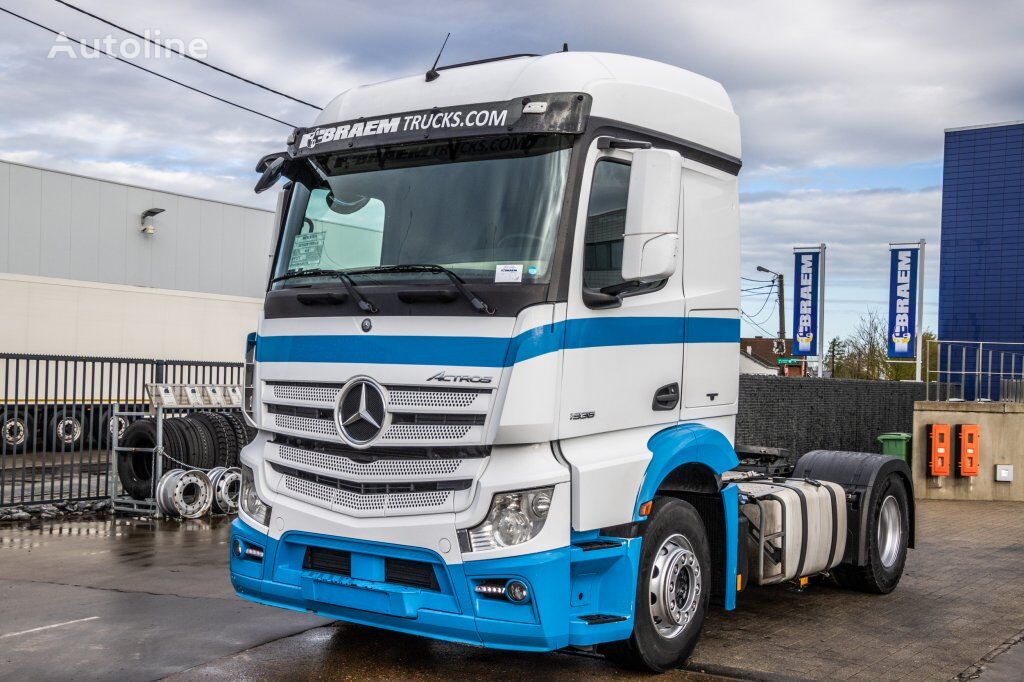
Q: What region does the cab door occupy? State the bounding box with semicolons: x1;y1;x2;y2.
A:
558;140;685;439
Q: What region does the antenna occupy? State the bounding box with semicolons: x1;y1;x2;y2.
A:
562;42;569;52
425;33;451;82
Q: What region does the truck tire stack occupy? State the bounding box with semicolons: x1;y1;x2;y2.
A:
116;412;254;500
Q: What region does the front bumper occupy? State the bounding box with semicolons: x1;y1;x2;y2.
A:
230;517;639;651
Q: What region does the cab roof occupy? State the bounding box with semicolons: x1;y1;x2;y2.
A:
314;52;741;162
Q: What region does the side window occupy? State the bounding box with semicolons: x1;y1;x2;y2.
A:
583;160;631;290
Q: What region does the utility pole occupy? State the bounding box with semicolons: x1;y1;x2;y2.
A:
757;266;787;374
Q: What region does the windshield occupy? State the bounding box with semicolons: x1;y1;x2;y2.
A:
271;134;573;288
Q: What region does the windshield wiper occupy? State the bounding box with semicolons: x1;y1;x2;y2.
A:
347;264;495;315
269;269;379;314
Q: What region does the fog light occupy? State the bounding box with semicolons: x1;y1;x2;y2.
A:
233;539;244;558
505;580;529;603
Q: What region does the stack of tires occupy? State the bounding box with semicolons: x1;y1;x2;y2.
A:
116;412;255;501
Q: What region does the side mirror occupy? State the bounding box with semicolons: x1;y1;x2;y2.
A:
621;148;682;282
254;156;286;194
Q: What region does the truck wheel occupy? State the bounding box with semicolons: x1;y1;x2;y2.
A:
601;497;710;672
48;408;85;449
833;474;909;594
2;409;34;454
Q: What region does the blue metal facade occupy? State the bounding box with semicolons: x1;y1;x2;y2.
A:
939;122;1024;342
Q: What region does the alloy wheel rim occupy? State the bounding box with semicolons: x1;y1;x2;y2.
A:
4;419;26;445
877;494;903;568
649;533;701;639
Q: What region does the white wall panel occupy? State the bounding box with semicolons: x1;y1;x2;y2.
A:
39;171;72;278
0;162;10;272
98;181;129;286
8;164;42;276
68;176;101;282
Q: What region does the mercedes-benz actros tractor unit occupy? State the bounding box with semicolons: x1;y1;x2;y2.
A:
230;51;914;671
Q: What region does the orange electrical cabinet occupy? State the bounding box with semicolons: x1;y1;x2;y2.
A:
928;424;951;477
956;424;980;477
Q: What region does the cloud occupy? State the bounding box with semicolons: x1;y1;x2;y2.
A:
0;0;1017;337
739;187;941;338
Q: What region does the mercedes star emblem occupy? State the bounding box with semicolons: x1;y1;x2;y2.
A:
334;377;388;447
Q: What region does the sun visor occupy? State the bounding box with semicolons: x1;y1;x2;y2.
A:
287;92;592;158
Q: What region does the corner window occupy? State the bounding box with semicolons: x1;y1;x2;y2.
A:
583;160;631;290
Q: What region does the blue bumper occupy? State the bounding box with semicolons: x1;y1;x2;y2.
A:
230;518;640;651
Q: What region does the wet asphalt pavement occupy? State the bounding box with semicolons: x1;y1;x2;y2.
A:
2;499;1023;681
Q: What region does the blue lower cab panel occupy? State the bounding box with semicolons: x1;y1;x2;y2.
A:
229;519;642;651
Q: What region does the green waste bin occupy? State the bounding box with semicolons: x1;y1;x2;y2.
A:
877;432;912;462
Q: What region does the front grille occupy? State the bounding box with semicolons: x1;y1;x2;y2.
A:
271;462;471;494
278;444;465;478
273;436;490;460
304;546;351;576
272;382;343;404
385;558;440;590
302;547;438;592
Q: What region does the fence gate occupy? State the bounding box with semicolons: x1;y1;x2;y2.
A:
0;354;242;507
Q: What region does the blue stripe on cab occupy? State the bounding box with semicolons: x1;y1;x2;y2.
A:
256;316;738;367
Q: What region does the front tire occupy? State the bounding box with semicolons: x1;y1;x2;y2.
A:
602;497;711;672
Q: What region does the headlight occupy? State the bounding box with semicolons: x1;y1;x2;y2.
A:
240;464;271;526
463;487;553;552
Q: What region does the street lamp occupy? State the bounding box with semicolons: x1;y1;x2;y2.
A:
756;266;786;359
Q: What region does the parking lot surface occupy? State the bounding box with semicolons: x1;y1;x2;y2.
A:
2;499;1022;681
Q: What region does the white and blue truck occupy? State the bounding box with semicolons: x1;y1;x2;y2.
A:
230;51;914;671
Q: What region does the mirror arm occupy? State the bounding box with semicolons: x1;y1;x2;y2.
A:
582;287;622;309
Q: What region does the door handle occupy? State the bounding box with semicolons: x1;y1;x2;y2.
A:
652;383;680;411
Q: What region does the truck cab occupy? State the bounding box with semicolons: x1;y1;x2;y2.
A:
230;51;911;671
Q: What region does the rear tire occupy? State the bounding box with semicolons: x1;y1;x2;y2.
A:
2;408;34;454
47;408;85;450
833;474;909;594
601;497;711;672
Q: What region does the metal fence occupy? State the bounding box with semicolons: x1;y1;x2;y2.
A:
1;353;242;507
925;340;1024;402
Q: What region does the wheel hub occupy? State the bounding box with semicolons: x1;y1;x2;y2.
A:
649;533;701;639
877;494;903;568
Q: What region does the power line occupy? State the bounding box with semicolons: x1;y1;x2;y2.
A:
741;276;773;283
0;5;297;127
742;312;774;337
744;282;775;320
52;0;323;110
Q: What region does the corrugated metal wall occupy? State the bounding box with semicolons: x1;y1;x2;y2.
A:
0;159;275;298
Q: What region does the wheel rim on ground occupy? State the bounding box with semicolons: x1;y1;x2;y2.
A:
877;494;903;568
649;533;702;639
4;418;26;446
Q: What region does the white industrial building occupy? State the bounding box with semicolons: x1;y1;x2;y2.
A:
0;159;274;362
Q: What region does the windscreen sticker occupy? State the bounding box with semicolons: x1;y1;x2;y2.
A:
288;232;325;270
495;264;523;283
299;109;509;151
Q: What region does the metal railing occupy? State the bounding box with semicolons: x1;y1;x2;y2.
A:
924;340;1024;402
1;353;242;507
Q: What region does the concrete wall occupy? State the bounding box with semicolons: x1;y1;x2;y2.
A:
0;272;261;362
0;159;275;298
912;401;1024;502
736;375;925;455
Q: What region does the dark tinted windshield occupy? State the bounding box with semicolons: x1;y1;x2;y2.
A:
271;134;573;288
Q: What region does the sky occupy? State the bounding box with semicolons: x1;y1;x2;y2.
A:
1;0;1022;341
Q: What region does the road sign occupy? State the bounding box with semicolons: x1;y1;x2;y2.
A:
777;358;801;365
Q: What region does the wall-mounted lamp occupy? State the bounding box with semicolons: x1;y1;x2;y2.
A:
141;208;165;235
